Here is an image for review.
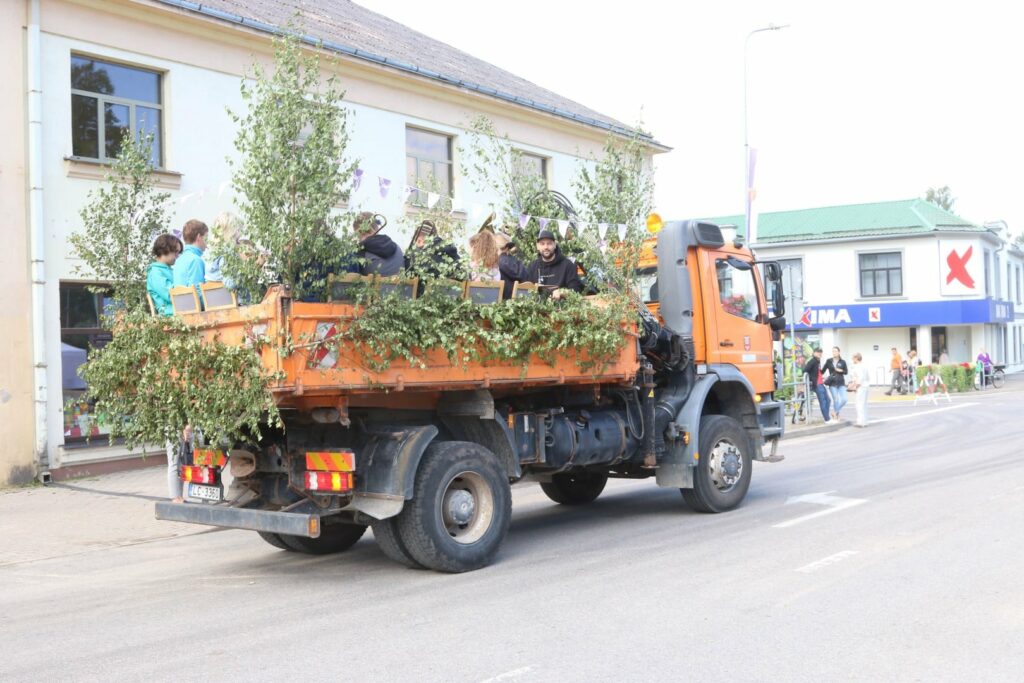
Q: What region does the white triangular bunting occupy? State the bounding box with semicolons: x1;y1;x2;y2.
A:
598;222;609;239
557;219;570;238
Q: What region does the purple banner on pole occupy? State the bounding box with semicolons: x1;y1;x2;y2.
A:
353;167;364;192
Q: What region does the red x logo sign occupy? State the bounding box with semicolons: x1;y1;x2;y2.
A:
946;246;975;288
799;308;812;326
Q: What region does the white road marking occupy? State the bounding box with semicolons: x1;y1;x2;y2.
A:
480;666;534;683
868;402;978;425
795;550;859;574
773;491;868;528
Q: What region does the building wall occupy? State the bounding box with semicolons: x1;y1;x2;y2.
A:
0;2;38;486
758;231;1020;385
29;0;649;469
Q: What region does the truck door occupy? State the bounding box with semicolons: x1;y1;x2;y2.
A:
706;252;774;391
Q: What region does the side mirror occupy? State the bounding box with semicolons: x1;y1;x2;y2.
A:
764;262;781;281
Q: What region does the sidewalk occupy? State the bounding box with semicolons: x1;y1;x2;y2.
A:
0;466;203;567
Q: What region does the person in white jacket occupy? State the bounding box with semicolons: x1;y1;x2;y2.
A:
849;352;872;427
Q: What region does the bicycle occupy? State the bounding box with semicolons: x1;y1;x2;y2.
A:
975;364;1005;390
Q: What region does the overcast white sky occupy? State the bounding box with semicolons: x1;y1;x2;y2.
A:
356;0;1023;236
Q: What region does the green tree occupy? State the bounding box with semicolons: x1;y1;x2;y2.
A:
569;127;656;290
573;128;655;230
69;133;170;311
924;185;956;211
218;30;359;302
80;312;281;448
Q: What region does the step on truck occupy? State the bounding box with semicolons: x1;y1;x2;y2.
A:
155;218;787;572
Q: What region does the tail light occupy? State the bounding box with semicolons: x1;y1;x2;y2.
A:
305;471;353;492
303;450;355;493
180;465;218;485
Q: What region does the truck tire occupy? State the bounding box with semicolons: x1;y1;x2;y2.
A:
681;415;752;513
394;441;511;573
277;522;367;555
257;531;295;551
540;471;608;505
370;518;424;569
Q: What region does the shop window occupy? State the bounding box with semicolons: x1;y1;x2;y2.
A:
405;127;452;207
716;258;759;321
859;252;902;297
60;283;113;443
70;55;163;166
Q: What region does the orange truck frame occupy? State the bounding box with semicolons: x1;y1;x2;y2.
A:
156;219;787;572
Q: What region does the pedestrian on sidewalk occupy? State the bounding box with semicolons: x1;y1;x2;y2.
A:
803;348;832;423
907;349;921;392
823;346;849;421
977;347;994;386
849;352;871;427
884;347;903;395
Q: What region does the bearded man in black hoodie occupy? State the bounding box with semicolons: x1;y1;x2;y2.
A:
526;229;583;300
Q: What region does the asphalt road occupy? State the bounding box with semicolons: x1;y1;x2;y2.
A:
2;388;1022;682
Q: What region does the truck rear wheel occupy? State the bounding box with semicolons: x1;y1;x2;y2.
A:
371;518;423;569
681;415;752;513
540;471;608;505
277;522;367;555
257;531;295;551
394;441;511;573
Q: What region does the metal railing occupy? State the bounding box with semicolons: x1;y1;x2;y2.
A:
775;373;828;426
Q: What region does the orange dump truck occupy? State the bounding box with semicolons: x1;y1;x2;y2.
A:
156;219;787;572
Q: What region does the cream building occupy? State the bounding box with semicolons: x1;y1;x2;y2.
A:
705;200;1023;386
1;0;665;484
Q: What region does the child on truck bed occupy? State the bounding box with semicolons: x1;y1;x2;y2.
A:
146;233;183;316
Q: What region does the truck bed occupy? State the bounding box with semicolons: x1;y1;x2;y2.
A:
181;287;640;412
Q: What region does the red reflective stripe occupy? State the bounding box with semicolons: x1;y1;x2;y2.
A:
305;451;355;472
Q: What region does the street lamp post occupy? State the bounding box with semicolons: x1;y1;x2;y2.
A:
744;23;789;244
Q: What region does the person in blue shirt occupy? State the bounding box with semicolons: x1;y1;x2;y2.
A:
173;219;208;289
146;233;182;316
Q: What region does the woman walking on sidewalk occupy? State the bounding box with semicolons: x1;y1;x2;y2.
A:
849;352;872;427
823;346;849;421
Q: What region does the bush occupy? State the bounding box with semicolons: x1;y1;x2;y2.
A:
915;364;975;392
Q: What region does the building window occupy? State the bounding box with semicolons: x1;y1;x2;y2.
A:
716;258;759;322
859;252;902;297
60;283;113;443
405;127;452;207
70;55;163;166
514;151;548;183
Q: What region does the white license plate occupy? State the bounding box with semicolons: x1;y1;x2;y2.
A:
187;483;223;502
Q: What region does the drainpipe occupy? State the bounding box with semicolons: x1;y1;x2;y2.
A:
27;0;49;469
985;221;1009;363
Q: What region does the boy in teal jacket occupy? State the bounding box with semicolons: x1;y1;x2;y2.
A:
147;233;183;316
173;219;209;289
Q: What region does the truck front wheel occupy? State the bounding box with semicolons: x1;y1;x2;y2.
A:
540;471;608;505
394;441;511;573
681;415;752;513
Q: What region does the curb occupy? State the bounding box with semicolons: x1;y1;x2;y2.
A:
783;421;847;439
